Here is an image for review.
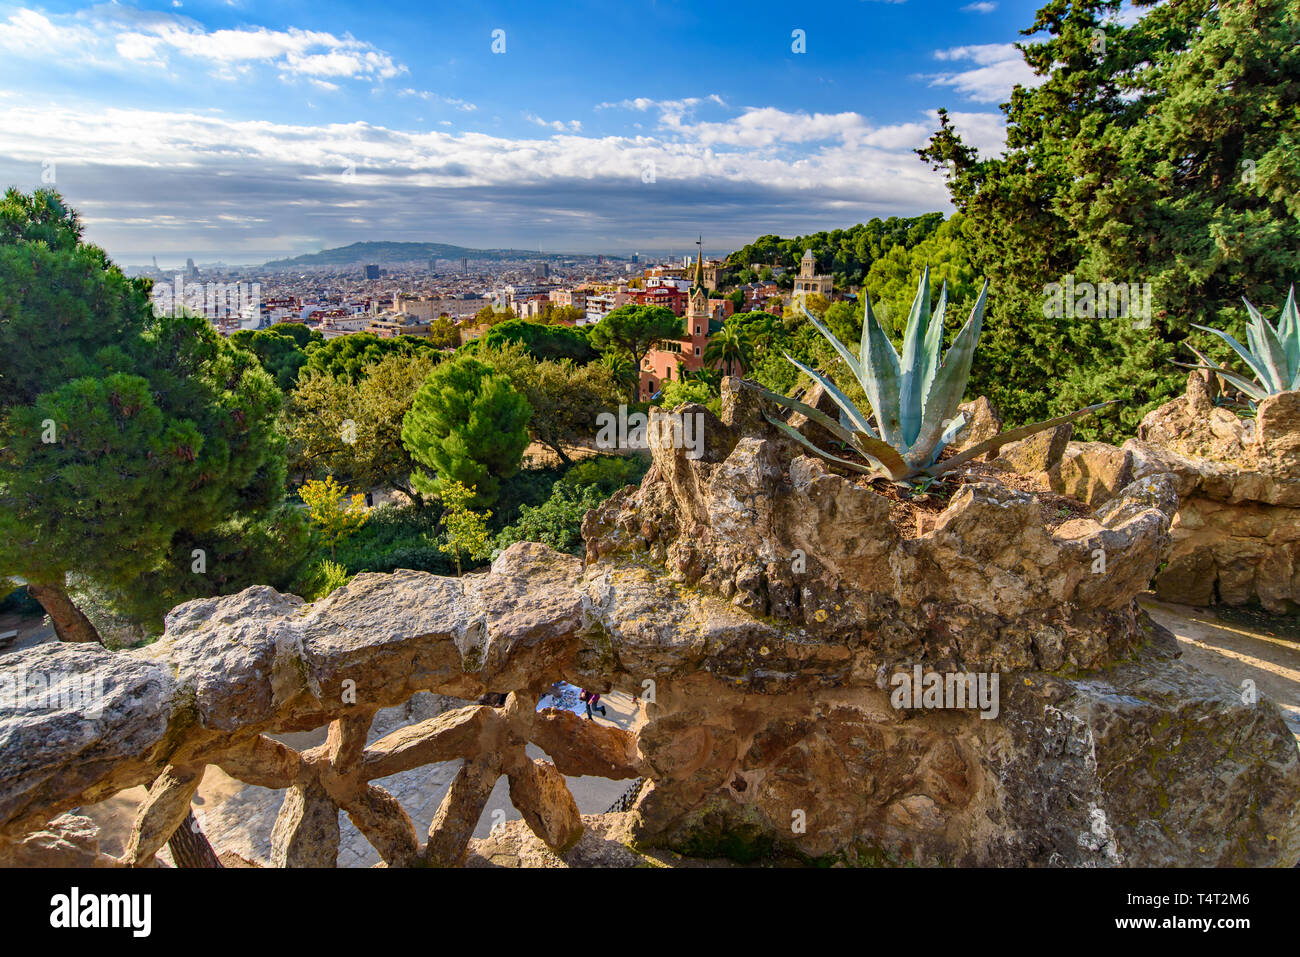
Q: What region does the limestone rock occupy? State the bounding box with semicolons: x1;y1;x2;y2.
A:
949;396;1003;452
0;813;115;867
993;423;1073;474
1048;441;1134;507
1132;382;1300;610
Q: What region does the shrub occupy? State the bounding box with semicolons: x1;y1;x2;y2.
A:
558;455;649;496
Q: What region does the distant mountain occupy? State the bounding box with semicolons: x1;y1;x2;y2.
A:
262;241;601;269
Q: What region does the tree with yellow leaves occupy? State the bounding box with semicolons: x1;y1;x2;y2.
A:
437;480;492;577
299;475;369;559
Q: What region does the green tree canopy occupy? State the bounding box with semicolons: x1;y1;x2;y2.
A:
476;341;625;464
465;318;597;364
588;304;682;399
300;331;443;384
918;0;1300;440
285;351;442;503
725;215;946;289
0;189;298;640
400;355;532;507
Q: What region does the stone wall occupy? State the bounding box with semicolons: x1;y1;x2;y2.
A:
2;376;1299;867
1130;374;1300;610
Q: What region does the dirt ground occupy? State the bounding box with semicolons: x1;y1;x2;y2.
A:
1141;597;1300;743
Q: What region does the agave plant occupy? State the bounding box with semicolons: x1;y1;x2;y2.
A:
757;268;1111;483
1177;287;1300;403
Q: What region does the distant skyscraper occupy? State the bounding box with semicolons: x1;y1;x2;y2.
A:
364;264;380;280
428;258;436;274
462;256;468;275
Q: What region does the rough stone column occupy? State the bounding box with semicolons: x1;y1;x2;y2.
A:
270;778;340;868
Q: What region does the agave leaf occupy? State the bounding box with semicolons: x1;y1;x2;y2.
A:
797;300;865;386
921;280;948;405
851;432;912;481
1169;361;1270;401
782;351;875;436
1245;298;1288;391
858;294;905;448
897;266;932;447
746;380;868;444
1282;286;1300;389
929;412;969;462
1191;322;1273;391
922;400;1116;478
911;281;989;467
762;412;880;476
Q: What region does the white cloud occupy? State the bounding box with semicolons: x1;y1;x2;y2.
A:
926;42;1041;102
399;90;478;111
0;7;407;84
525;113;583;133
962;2;998;12
0;101;973;256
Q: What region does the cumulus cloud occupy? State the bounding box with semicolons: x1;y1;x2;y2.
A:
0;6;406;83
962;2;998;12
926;42;1041;102
0;101;999;259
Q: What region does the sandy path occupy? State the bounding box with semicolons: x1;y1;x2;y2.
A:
1141;598;1300;742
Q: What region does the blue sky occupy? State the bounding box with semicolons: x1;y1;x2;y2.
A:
0;0;1053;264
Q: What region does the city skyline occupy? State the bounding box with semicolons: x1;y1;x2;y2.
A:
0;0;1133;263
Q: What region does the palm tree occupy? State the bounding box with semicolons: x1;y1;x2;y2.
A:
599;350;639;399
703;324;754;377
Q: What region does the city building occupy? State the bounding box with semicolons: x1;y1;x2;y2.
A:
792;249;833;298
369;314;432;338
639;255;727;399
629;283;687;316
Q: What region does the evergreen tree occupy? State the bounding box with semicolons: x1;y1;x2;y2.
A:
589;304;684;401
0;189;295;640
919;0;1300;440
400;355;532;507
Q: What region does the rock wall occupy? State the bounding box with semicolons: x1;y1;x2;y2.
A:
1129;374;1300;610
576;379;1300;865
2;376;1299;867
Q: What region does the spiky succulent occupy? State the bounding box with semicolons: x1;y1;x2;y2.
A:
758;268;1110;483
1178;287;1300;402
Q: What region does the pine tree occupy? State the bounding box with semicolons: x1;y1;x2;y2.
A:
919;0;1300;441
400;355;532;507
0;189;295;640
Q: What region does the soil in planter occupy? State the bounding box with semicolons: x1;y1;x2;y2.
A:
852;455;1092;538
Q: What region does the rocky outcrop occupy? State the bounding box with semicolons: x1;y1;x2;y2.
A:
0;550;645;867
2;376;1299;868
1128;374;1300;610
577;378;1300;866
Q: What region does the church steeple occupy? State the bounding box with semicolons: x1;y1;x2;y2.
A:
692;234;705;291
